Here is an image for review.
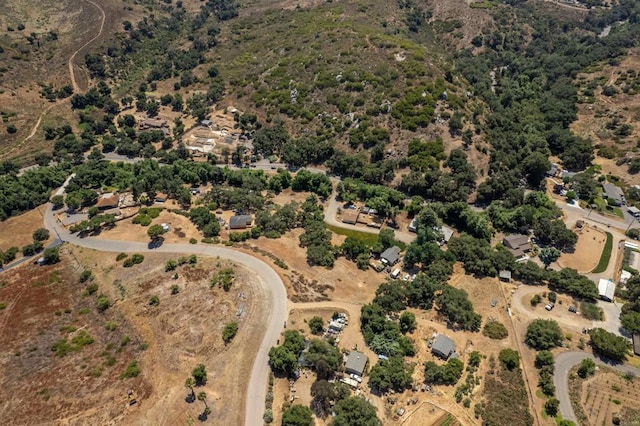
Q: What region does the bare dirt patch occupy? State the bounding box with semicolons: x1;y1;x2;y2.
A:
557;225;606;273
0;253;147;425
239;229;385;303
71;246;270;425
0;205;52;254
572;47;640;185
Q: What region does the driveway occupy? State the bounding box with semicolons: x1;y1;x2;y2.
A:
554;351;640;423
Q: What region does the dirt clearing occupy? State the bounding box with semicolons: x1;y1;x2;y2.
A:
557;225;606;273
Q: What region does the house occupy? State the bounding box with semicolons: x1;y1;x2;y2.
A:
620;269;632;285
95;192;119;210
200;119;212;127
431;334;456;360
628;206;640;218
140;118;167;129
598;278;616;302
408;218;418;233
342;210;360;225
602;183;624;206
155;192;168;203
633;334;640;357
499;270;512;282
503;234;530;259
440;225;454;244
345;350;368;377
229;214;253;230
380;246;402;265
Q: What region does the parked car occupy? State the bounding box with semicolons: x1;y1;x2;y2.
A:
568;305;578;313
545;303;555;311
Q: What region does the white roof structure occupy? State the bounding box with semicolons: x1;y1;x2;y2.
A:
598;279;615;302
620;270;632;285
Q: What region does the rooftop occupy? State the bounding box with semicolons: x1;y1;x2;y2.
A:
380;246;402;264
345;350;368;376
95;192;119;209
432;334;456;359
229;214;252;227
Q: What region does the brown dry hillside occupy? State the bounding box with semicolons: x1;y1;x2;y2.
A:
572;46;640;184
0;0;136;162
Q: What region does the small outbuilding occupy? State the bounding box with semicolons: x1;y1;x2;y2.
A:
408;218;418;233
380;246;402;265
229;215;253;230
499;270;512;282
431;334;456;360
155;192;168;203
345;350;368;377
598;278;616;302
440;225;454;244
633;334;640;357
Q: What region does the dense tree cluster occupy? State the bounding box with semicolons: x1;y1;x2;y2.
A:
588;328;631;362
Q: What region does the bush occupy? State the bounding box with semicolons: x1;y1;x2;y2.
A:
149;295;160;306
79;270;94;283
544;397;559;416
483;320;508;339
32;228;50;241
171;284;179;294
580;301;603;321
308;316;324;335
498;349;519;370
116;253;128;261
192;363;207;385
577;358;596;378
121;361;140;378
222;322;239;343
589;328;631;362
123;254;144;268
96;294;110;312
525;319;563;350
530;294;541;306
132;214;152;226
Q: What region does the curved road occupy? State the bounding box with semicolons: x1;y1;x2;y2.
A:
554;351;640;423
42;202;286;426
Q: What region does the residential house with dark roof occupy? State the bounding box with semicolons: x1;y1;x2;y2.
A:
380;246;401;265
341;210;359;225
602;183;624;206
431;334;456;360
503;234;530;259
345;350;368;377
229;215;253;230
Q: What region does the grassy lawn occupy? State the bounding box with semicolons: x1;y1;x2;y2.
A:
592;197;624;218
592;231;613;273
326;224;406;250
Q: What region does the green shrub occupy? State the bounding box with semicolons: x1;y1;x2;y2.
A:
482;320;508;339
96;294;110;312
171;284;179;295
222;321;239;343
580;301;603;321
84;283;99;296
116;253;128;261
132;214;152;226
149;295;160;306
121;361;140;378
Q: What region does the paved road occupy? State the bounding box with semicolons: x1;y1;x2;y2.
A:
554;351;640;423
42;199;286;426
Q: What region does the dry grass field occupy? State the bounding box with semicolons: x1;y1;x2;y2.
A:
557;225;607;273
0;246;269;425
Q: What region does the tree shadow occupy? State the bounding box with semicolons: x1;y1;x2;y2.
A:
185;393;195;404
198;411;209;422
